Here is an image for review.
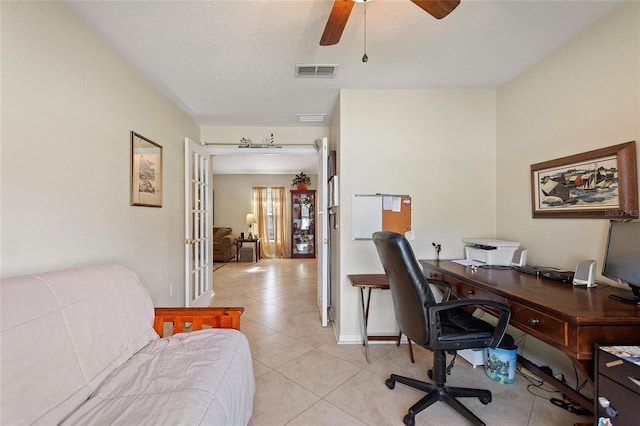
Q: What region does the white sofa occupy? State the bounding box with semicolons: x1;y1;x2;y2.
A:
0;264;255;425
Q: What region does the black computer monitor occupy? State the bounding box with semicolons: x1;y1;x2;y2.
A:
603;220;640;305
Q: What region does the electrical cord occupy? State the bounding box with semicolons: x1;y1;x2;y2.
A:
460;307;590;414
445;351;457;375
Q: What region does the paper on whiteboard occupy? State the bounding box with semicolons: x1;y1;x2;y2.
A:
383;196;402;212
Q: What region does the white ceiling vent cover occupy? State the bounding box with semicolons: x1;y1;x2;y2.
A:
295;64;337;78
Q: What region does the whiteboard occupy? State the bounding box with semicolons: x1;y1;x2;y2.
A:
352;195;382;240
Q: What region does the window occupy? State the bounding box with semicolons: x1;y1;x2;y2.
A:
265;187;275;242
252;186;289;258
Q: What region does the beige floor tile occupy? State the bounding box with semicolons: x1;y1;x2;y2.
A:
251;332;314;369
325;369;424;426
252;358;272;379
245;306;305;332
282;322;337;348
248;370;319;426
286;400;367;426
276;349;361;397
212;259;592;426
366;343;433;381
240;301;281;323
318;340;394;369
240;285;292;301
239;319;279;344
210;292;261;307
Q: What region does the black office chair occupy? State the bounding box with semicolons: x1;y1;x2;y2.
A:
372;231;512;426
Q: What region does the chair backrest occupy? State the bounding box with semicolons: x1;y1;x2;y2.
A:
372;231;435;346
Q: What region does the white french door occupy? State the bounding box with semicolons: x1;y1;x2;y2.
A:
316;137;329;326
184;137;213;307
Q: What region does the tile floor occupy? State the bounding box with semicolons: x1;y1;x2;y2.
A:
210;259;592;426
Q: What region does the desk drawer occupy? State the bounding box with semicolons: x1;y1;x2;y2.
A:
422;265;443;281
597;375;640;426
447;276;507;305
598;349;640;388
510;302;566;346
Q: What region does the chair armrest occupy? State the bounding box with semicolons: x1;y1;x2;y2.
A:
426;279;452;302
428;299;511;349
154;307;244;337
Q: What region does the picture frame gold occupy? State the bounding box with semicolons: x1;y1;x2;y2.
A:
130;131;162;207
531;141;638;219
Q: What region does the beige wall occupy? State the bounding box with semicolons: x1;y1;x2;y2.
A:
336;89;498;341
211;173;317;238
1;1;200;306
496;2;639;382
497;1;639;275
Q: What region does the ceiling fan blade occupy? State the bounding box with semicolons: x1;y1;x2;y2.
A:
411;0;461;19
320;0;355;46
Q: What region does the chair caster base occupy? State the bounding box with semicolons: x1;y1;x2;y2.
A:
385;378;396;389
403;414;415;426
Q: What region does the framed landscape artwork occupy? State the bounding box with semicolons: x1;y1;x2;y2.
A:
130;131;163;207
531;141;638;219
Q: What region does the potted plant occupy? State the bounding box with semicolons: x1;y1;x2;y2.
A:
292;172;311;190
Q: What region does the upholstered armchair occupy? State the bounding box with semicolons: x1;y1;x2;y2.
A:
212;227;238;262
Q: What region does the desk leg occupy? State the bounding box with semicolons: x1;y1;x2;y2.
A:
236;241;241;262
359;287;372;363
358;287;400;363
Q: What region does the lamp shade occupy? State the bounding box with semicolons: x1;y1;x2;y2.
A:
245;213;257;225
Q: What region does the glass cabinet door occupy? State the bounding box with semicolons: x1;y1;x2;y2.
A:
291;190;316;258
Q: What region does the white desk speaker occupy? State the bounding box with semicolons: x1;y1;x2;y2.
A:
510;248;527;267
573;260;596;287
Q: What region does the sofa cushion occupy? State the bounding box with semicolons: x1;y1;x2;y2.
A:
1;264;158;425
61;328;255;426
213;227;232;241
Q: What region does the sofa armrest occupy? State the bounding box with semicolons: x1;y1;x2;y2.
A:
221;234;238;248
154;307;244;337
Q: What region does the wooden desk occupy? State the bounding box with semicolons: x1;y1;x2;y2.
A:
348;274;401;363
420;259;640;410
235;238;261;262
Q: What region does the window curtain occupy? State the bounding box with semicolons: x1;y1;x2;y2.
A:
252;187;290;258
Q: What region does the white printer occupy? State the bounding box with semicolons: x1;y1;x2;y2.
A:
463;238;520;266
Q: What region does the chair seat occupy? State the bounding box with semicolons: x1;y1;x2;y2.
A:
438;308;514;347
437;328;494;343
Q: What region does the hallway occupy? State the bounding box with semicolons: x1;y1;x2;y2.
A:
210;259;591;426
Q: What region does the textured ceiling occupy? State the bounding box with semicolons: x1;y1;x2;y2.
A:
65;0;625;128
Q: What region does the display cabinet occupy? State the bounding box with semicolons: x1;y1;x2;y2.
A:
290;189;316;258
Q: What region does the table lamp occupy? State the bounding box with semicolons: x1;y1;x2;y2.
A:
245;212;257;239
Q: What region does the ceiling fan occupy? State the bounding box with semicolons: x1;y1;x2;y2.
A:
320;0;461;46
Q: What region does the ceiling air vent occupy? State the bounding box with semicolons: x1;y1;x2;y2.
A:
295;64;338;78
